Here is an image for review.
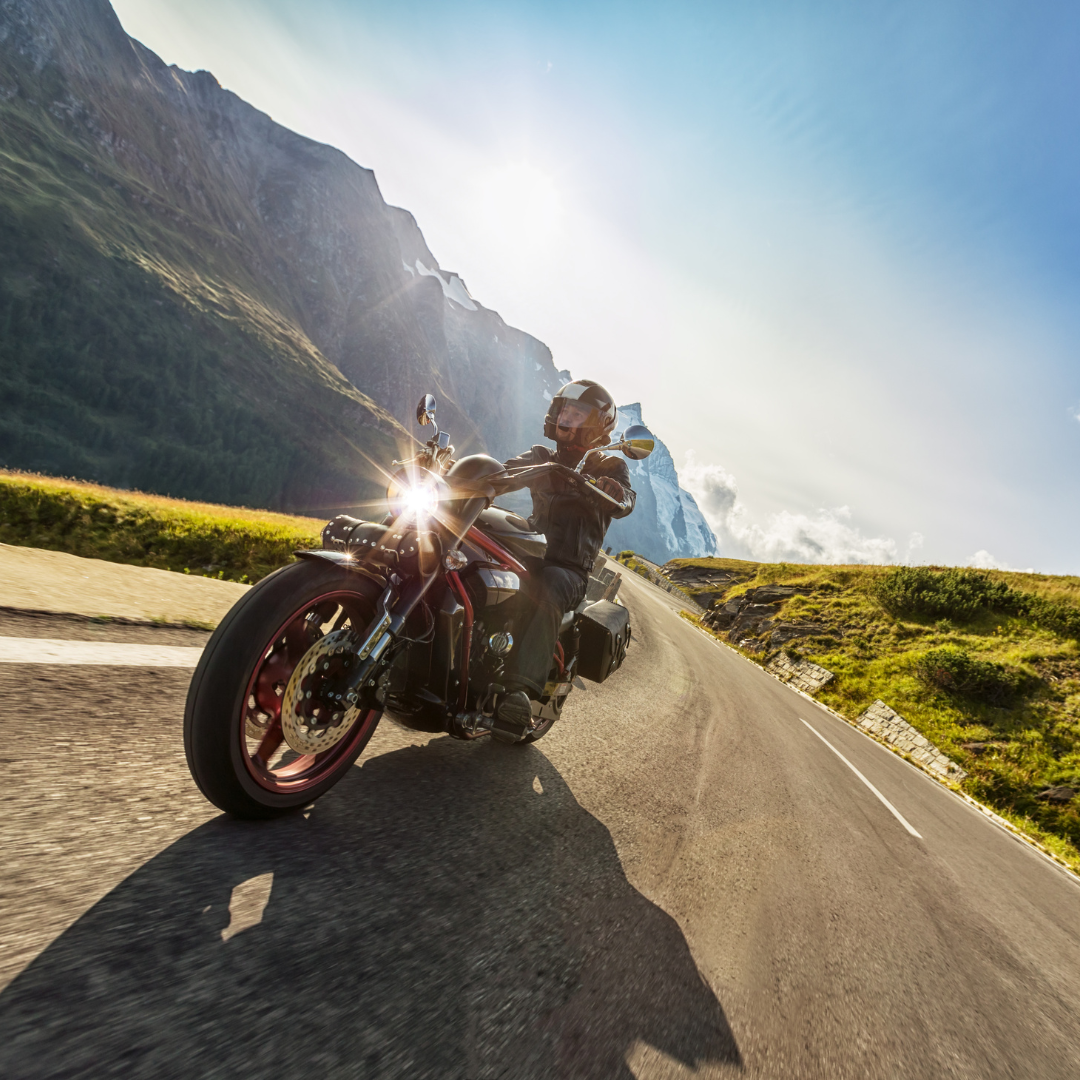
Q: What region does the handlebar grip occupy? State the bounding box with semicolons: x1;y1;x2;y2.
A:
580;477;630;512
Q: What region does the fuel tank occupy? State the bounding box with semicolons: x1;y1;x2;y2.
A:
444;454;507;540
475;506;547;561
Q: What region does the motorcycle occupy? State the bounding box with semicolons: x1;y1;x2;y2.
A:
184;394;655;818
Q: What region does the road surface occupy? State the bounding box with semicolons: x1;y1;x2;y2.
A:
1;570;1078;1079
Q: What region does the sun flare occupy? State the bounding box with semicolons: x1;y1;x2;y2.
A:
478;161;563;249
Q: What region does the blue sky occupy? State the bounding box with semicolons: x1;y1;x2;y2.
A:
111;0;1080;572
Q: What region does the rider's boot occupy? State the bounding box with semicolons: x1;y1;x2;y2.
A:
490;690;532;743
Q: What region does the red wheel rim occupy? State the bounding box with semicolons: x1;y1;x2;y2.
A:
239;589;381;794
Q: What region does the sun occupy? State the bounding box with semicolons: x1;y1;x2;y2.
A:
479;160;564;249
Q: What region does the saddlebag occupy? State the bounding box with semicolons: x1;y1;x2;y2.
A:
576;599;631;683
322;515;441;576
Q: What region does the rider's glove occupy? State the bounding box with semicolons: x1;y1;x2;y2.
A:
594;477;625;501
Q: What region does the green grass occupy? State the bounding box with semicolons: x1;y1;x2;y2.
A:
665;555;1080;871
0;471;323;583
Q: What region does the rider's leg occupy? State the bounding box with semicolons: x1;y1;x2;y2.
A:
504;561;587;696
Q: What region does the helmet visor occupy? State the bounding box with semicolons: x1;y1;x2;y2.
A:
554;399;603;441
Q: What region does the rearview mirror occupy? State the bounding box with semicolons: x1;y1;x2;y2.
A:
416;394;437;427
618;424;654;460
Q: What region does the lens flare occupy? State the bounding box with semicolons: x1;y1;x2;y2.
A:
399;481;441;519
387;469;445;523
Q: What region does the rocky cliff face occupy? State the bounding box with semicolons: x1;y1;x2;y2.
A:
0;0;707;553
0;0;562;503
603;403;718;563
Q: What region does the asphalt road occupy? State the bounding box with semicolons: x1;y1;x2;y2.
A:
1;574;1079;1079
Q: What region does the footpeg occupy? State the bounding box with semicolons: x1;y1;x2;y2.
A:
452;711;493;739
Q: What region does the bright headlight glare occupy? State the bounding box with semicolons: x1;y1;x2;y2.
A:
387;473;443;519
402;482;440;517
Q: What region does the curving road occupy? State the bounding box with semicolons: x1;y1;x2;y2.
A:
1;570;1079;1079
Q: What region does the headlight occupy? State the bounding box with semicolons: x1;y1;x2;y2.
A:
400;482;441;518
387;468;447;522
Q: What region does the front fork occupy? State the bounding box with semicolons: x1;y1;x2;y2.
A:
325;571;439;711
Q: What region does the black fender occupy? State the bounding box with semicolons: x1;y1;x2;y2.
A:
294;549;389;586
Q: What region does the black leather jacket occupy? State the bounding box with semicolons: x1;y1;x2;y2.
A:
504;444;636;576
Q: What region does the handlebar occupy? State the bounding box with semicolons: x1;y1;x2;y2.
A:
448;462;632;514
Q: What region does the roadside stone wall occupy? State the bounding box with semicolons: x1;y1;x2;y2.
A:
766;651;835;693
621;560;704;612
856;699;968;782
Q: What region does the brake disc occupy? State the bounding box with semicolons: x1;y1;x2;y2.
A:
280;629;363;755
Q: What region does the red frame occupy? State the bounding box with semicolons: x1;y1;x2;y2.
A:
445;571;473;711
465;525;528;576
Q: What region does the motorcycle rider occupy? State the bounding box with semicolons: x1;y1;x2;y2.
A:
492;379;636;741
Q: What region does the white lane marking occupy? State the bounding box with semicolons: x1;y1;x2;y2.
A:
800;717;922;838
0;636;204;668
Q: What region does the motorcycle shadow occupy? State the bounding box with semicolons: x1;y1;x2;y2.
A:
0;737;741;1079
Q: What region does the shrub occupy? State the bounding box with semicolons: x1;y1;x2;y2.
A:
875;567;1080;640
1025;596;1080;639
914;646;1029;707
874;567;1019;621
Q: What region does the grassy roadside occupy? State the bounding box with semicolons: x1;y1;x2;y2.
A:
615;551;661;580
0;471;323;583
654;555;1080;871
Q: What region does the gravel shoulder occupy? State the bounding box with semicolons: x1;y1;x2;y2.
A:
0;543;249;627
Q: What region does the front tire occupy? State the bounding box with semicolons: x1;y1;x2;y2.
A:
184;560;385;818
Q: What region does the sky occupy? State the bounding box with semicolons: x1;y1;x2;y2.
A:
110;0;1080;573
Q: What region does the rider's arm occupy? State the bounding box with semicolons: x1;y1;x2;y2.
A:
588;455;636;518
503;444;550;470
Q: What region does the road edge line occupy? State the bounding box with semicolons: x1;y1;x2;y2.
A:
799;718;922;837
0;604;216;631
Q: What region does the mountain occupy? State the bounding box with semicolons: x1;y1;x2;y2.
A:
0;0;563;510
603;403;718;563
0;0;711;558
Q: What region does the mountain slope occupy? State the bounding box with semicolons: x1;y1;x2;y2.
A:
0;0;562;509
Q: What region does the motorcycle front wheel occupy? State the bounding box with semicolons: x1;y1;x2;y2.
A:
184;560;385;818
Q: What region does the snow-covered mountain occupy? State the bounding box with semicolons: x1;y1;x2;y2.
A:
603;403;719;563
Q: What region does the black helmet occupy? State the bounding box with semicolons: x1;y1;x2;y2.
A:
543;380;618;449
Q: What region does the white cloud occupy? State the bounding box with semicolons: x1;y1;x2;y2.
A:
681;452;910;565
966;550;1034;573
